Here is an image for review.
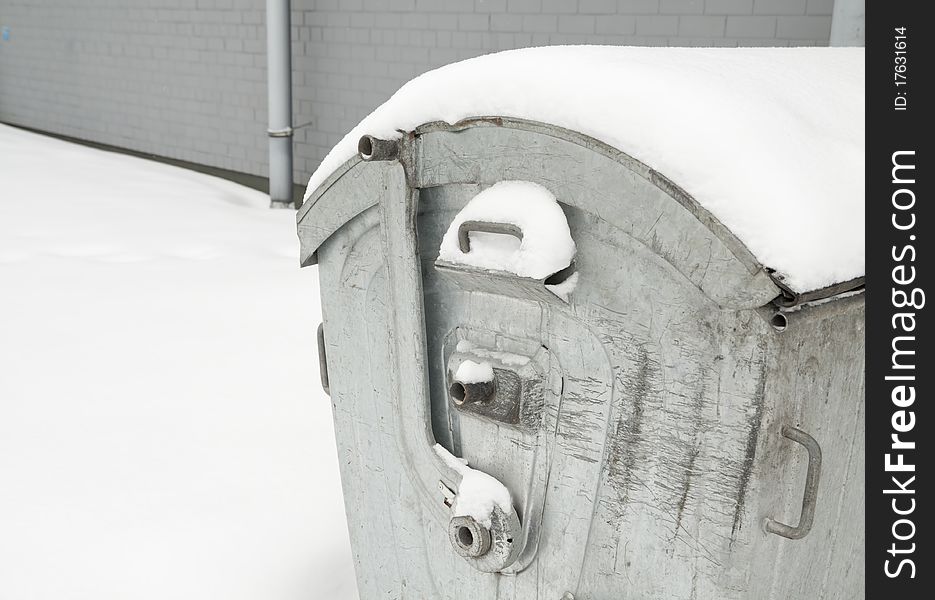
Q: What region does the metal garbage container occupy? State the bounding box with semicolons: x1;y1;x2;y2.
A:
298;113;864;598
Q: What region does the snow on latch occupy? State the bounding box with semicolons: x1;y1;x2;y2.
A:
304;46;864;293
455;340;531;367
438;180;576;280
434;444;512;529
455;360;494;384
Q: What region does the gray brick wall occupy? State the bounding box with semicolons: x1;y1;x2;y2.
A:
0;0;269;176
0;0;838;187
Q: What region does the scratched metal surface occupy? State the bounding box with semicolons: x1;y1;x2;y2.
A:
304;121;865;599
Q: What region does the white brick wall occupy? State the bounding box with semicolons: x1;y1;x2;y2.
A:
0;0;839;186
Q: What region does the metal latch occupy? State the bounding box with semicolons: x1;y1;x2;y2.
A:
446;341;550;430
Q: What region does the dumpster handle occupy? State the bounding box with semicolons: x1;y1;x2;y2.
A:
454;220;577;290
458;220;524;253
764;425;822;540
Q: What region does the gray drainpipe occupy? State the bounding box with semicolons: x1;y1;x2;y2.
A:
266;0;294;209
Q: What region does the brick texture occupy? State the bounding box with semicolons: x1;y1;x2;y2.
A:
0;0;842;186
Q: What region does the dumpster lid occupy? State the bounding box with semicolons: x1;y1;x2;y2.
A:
303;46;864;295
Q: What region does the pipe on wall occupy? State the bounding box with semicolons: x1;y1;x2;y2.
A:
266;0;294;208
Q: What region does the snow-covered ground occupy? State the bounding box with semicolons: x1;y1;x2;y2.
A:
0;124;357;599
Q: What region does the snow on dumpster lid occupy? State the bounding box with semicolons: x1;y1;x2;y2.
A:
304;46;864;294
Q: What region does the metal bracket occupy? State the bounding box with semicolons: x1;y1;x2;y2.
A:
769;274;865;308
267;127;294;138
764;425;822;540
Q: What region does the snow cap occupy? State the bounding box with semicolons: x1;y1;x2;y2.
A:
306;46;864;293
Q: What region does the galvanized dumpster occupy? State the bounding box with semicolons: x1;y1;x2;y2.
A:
298;118;864;599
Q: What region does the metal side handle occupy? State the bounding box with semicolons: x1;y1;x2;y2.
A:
764;425;822;540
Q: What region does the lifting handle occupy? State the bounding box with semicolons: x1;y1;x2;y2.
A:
764;425;822;540
457;220;524;254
